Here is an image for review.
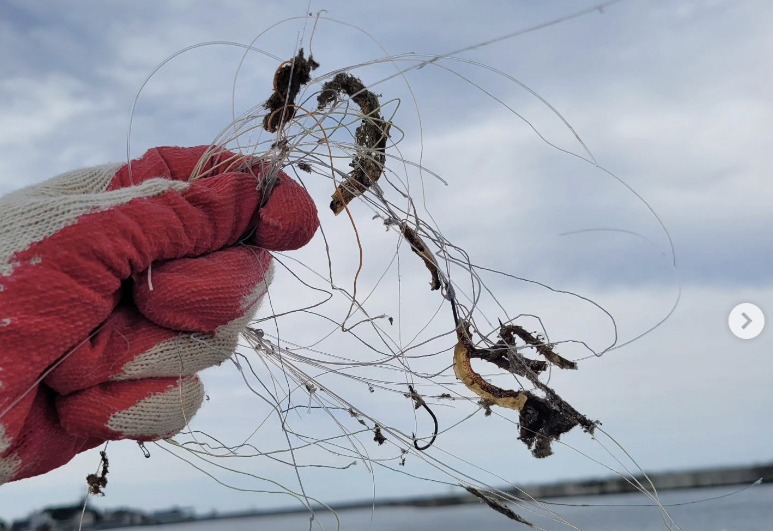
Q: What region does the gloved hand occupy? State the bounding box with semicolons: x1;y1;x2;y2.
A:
0;146;318;483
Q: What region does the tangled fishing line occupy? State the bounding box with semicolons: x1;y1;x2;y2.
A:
97;5;688;531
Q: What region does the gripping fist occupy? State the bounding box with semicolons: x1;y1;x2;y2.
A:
0;146;318;483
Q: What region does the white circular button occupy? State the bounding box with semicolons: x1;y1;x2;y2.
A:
728;303;765;340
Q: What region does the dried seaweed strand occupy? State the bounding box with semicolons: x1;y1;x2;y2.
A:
468;341;549;377
86;450;109;496
464;486;535;527
262;48;319;133
401;222;441;290
500;324;576;370
316;73;391;214
453;322;529;411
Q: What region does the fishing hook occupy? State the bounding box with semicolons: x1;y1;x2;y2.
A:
409;385;438;451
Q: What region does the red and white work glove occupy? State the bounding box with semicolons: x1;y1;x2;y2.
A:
0;146;318;483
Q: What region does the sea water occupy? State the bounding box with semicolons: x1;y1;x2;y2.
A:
111;483;773;531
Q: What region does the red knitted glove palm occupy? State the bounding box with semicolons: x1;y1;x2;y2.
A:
0;146;319;483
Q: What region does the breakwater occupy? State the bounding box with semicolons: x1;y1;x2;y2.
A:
363;461;773;509
210;461;773;516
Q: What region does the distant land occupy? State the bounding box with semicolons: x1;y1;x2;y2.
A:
5;461;771;530
209;461;773;517
176;461;773;524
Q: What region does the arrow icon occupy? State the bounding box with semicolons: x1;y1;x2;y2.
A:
729;303;764;340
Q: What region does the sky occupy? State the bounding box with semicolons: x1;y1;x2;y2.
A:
0;0;771;525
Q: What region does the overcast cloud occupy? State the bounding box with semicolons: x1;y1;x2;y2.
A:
0;0;771;523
